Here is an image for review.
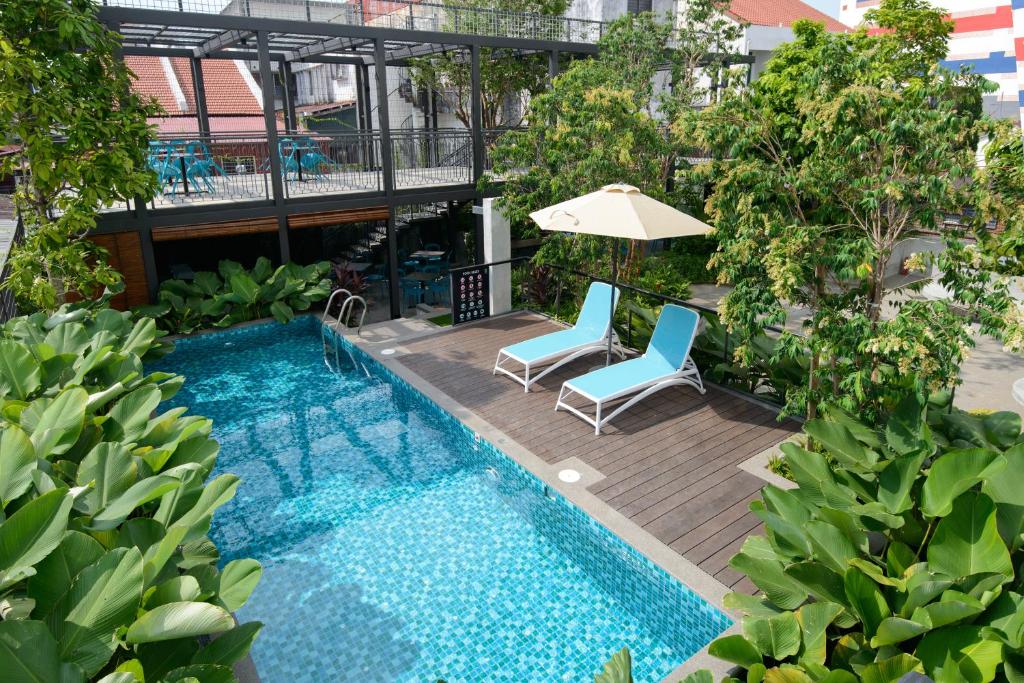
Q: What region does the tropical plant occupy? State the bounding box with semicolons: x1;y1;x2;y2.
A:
0;305;262;682
0;0;160;312
137;258;332;335
489;6;742;273
685;0;1024;420
407;0;566;130
685;390;1024;683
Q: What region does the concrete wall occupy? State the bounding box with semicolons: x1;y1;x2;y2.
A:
482;198;512;316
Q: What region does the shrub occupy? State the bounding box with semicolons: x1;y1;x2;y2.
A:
690;391;1024;683
0;306;261;682
137;258;331;335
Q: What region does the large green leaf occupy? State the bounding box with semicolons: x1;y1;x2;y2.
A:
877;451;928;514
191;621;263;667
982;591;1024;649
0;426;36;507
217;558;261;612
44;322;90;358
928;492;1013;580
125;601;234;644
844;566;890;638
981;443;1024;549
76;442;136;516
167;474;239;537
192;271;222;297
744;612;801;660
104;386;162;443
54;547;144;676
593;647;633;683
0;340;42;400
731;553;808;610
228;274;260;306
162;664;234;683
796;602;843;665
917;626;1003;683
804;419;878;468
29;388;88;458
27;531;105;619
269;300;294;324
804;520;859;574
784;561;848;606
89;474;182;531
146;576;201;608
0;488;72;589
921;449;1006;518
0;619;67;683
708;634;763;668
872;616;930;647
859;654;924;683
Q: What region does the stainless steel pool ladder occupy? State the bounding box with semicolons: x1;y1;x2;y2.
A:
321;289;368;373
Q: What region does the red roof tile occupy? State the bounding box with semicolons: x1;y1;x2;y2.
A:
148;116;286;134
125;55;263;117
728;0;850;32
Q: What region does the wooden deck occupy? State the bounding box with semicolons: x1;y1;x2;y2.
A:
394;311;800;592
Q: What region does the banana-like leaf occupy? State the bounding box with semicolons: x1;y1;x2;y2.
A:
146;575;201;608
593;647;633;683
104;385;162;443
872;616;931;648
844;567;890;638
191;621;263;667
917;625;1003;683
142;523;188;586
744;612;801;660
269;300;294;324
859;653;923;683
877;450;929;514
54;546;144;676
731;553;808;610
89;474;182;531
121;318;158;358
796;602;843;665
921;449;1006;518
27;388;88;457
126;601;234;644
981;443;1024;550
217;558;261;611
708;634;763;668
0;488;72;589
76;442;137;516
0;619;71;683
228;274;260;306
0;426;36;507
0;340;42;400
928;492;1013;580
168;474;239;535
804;419;879;469
27;531;105;620
192;271;222;297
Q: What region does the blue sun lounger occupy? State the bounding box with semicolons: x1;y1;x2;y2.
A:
555;304;705;434
493;282;622;392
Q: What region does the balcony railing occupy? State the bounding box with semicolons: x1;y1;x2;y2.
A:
391;128;471;189
147;133;272;209
99;0;606;44
279;131;383;198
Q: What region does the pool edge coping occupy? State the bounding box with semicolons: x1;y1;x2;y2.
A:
345;313;744;683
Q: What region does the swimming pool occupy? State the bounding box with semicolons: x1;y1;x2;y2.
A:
157;317;730;683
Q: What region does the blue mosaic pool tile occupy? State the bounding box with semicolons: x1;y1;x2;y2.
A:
156;317;731;683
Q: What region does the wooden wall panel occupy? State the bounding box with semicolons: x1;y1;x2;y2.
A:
287;206;389;229
90;232;149;310
152;218;278;242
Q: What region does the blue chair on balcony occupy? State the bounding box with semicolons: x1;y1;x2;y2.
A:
184;140;227;194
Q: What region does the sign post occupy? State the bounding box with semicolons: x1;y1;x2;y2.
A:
450;266;490;325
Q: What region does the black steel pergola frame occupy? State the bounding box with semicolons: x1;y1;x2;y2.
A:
97;4;600;318
95;3;753;319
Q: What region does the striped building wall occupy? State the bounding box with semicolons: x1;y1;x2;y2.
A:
839;1;1024;124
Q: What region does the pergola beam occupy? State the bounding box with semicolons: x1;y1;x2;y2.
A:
192;29;254;57
281;35;372;62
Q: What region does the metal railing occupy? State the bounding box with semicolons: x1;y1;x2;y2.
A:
391;128;472;188
101;0;606;44
280;130;383;198
148;132;272;209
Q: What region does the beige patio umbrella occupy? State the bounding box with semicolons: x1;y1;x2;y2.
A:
529;183;714;366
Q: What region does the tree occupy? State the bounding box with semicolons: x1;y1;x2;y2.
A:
0;0;159;312
685;0;1024;421
487;5;744;272
408;0;569;129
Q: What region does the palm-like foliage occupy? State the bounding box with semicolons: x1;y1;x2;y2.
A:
0;306;261;682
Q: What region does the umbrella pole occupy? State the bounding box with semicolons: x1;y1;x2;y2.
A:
607;238;618;366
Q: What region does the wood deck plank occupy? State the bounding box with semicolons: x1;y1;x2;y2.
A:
393;312;798;596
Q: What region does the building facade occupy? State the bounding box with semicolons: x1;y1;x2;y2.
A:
840;0;1024;123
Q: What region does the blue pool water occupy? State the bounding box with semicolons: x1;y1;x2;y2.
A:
156;318;730;683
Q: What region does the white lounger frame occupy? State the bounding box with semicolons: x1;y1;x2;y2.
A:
555;356;705;435
493;333;625;392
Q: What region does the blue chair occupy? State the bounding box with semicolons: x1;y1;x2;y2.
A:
184;140;227;193
555;304;706;434
427;275;449;306
400;278;422;309
493;282;622;392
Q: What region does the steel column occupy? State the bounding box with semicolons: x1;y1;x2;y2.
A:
190;57;210;136
258;31;290;262
470;45;485;264
548;49;559;80
280;60;298;131
374;39;401;319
